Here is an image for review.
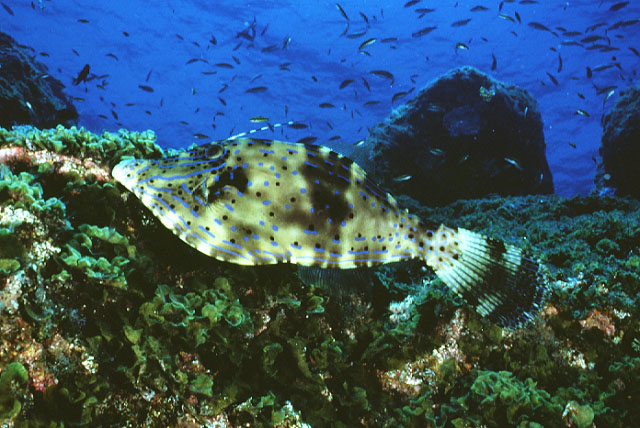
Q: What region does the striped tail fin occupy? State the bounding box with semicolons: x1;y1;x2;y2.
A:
425;225;547;328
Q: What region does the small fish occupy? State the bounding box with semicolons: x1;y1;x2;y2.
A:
546;72;558;85
319;102;336;108
209;35;217;45
629;47;640;58
412;26;437;38
392;174;412;182
575;109;590;117
106;53;119;61
123;31;130;37
498;14;515;22
456;42;469;51
353;139;365;147
363;100;381;106
568;142;576;149
451;18;471;27
288;122;309;130
503;157;523;171
72;64;91;86
491;53;497;70
215;63;234;69
113;138;548;328
1;1;14;15
392;91;409;103
361;77;371;91
429;147;445;156
138;84;154;92
470;5;489;11
369;69;395;85
557;54;563;73
77;18;89;23
381;37;398;43
296;136;318;144
404;0;421;7
577;93;585;100
528;22;552;32
609;1;629;11
336;3;349;20
339;79;354;89
245;86;268;94
515;11;521;23
283;36;292;49
193;133;210;139
249;116;270;123
145;70;152;82
186;58;200;65
358;38;376;50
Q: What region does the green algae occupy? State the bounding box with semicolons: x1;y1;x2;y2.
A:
0;362;29;421
1;125;640;426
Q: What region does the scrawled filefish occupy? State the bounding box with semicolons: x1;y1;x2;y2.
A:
112;138;547;328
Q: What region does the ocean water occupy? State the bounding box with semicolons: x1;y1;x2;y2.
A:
2;0;638;197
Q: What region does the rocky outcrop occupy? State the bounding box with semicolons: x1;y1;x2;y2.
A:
354;66;553;205
0;32;78;129
598;83;640;199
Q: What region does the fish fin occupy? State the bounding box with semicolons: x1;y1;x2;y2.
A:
426;225;547;328
298;265;375;290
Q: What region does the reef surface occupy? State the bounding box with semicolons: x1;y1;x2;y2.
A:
0;126;639;427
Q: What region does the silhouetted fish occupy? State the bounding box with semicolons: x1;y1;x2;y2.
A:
113;138;547;328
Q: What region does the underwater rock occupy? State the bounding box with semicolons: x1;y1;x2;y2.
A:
598;83;640;199
354;66;553;205
0;32;78;129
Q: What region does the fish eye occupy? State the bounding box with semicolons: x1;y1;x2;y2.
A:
205;144;224;158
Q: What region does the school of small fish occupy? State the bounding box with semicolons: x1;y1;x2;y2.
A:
6;0;635;149
113;137;548;328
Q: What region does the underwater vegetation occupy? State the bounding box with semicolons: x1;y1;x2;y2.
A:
0;125;639;427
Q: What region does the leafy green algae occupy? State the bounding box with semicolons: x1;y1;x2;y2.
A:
1;125;640;426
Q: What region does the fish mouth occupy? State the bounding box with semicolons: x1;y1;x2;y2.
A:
112;158;143;188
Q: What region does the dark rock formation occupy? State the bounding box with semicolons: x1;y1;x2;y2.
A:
598;83;640;199
354;66;553;205
0;32;78;129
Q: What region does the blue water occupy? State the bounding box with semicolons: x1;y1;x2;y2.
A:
2;0;638;196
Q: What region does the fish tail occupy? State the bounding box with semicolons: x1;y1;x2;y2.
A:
425;225;547;328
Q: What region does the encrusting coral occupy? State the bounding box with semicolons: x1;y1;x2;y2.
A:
0;125;639;427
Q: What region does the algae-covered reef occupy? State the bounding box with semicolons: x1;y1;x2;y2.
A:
0;126;639;427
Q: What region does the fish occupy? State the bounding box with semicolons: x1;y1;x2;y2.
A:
451;19;472;27
369;70;395;85
359;38;376;50
138;84;154;92
1;1;14;15
491;53;497;70
392;174;412;182
336;3;349;20
319;102;336;108
609;1;629;11
546;72;558;86
113;138;548;328
412;26;437;38
72;64;91;86
470;5;489;11
245;86;268;94
575;109;590;117
339;79;354;89
249;116;270;123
